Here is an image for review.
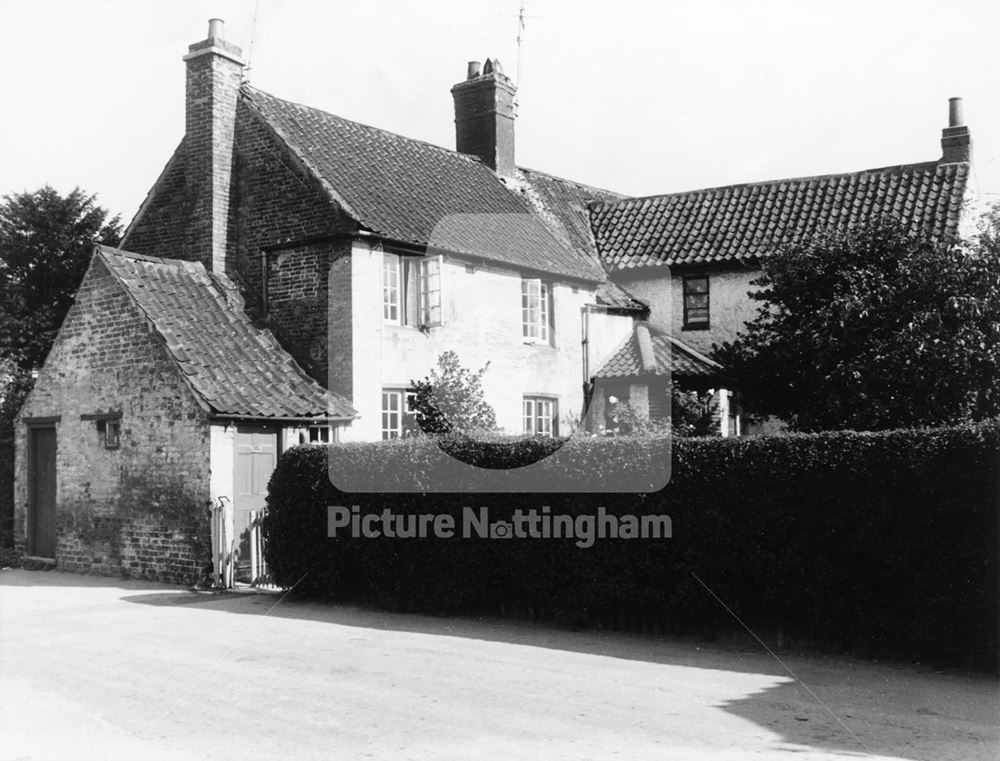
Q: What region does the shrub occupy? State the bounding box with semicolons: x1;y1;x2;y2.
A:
409;351;497;434
264;423;1000;671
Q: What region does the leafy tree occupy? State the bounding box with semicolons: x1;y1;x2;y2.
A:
0;186;121;372
714;215;1000;432
0;186;120;547
409;351;498;435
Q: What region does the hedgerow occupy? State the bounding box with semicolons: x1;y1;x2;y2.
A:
263;425;1000;671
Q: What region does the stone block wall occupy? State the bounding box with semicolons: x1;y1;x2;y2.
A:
14;257;211;584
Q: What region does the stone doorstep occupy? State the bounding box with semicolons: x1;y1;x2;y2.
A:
21;556;57;570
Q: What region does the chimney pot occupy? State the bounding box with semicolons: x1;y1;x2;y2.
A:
208;18;225;40
948;96;963;127
940;97;972;165
451;57;517;177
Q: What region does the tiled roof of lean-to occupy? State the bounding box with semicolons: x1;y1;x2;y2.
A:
241;86;606;282
97;246;356;420
590;161;970;272
596;323;722;380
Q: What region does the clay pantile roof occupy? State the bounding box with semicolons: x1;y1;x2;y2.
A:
242;86;606;282
595;279;648;312
515;166;626;259
590;161;970;272
96;245;356;420
595;323;723;379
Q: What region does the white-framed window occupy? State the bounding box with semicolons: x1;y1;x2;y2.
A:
382;256;400;322
521;278;552;344
298;425;333;446
523;396;558;436
381;389;419;440
419;256;441;325
382;254;442;327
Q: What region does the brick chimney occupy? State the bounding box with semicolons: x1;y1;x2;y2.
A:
451;58;517;178
183;19;244;274
940;97;972;164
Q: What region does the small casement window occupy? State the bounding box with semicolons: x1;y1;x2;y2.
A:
381;389;418;440
383;254;442;328
523;396;558;436
521;278;552;344
299;425;333;446
683;275;710;329
98;419;120;449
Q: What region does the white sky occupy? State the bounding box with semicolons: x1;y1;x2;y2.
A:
2;0;998;226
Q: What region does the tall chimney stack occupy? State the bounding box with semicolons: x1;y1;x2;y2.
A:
451;58;517;178
183;19;245;274
940;96;972;164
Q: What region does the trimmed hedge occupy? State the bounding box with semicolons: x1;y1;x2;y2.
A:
263;425;1000;671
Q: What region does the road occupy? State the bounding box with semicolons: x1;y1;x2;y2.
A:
0;569;996;760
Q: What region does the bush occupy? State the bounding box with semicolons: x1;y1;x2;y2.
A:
263;423;1000;671
409;351;497;434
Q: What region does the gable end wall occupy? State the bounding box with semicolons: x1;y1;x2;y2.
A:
122;98;357;393
14;257;212;584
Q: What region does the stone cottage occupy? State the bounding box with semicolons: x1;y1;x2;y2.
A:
14;18;977;584
12;20;716;584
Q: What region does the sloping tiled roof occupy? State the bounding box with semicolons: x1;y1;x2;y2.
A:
591;161;970;272
595;280;648;312
516;167;626;259
96;246;356;420
595;323;722;379
241;87;605;282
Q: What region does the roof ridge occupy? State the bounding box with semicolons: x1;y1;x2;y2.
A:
591;159;952;210
242;84;486;169
517;166;629;200
95;244;206;271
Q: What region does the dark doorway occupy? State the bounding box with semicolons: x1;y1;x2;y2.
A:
28;426;57;558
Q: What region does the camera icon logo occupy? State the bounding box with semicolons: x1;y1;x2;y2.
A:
489;520;513;539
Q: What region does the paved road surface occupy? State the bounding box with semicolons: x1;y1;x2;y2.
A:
1;570;996;760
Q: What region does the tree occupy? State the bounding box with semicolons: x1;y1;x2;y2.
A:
0;186;120;548
0;186;121;372
409;351;498;435
714;216;1000;432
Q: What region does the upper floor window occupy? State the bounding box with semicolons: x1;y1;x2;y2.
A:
521;278;552;344
381;389;418;440
523;396;558;436
383;254;442;327
683;275;710;329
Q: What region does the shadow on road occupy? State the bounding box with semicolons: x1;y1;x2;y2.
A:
116;585;1000;761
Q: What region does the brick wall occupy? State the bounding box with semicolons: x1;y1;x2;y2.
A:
123;96;355;392
327;252;354;398
14;257;212;584
263;240;353;386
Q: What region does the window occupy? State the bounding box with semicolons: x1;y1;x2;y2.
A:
298;425;333;445
683;275;710;329
98;418;120;449
381;389;418;440
521;278;552;344
523;396;558;436
383;254;442;327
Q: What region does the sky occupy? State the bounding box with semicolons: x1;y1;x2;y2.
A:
2;0;999;226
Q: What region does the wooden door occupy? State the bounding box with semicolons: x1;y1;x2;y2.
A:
29;426;57;558
233;426;278;583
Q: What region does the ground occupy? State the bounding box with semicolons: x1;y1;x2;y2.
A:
0;570;996;761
